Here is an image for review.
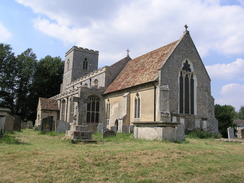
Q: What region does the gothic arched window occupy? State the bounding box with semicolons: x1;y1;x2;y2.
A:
106;99;110;120
86;96;100;123
83;58;88;70
134;93;141;118
179;60;195;115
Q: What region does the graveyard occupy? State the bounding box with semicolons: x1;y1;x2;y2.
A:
0;129;244;183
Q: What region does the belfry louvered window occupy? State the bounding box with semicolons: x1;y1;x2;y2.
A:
179;60;194;114
134;93;141;118
86;96;99;123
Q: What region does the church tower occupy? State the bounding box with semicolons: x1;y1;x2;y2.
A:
61;46;99;92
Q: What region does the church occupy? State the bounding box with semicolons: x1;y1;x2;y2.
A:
35;28;218;141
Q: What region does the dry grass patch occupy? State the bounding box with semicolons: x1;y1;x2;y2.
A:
0;129;243;183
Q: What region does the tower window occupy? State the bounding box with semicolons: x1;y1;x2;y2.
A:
179;60;195;115
83;58;88;70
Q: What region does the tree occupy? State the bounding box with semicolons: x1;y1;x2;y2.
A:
215;104;237;138
0;44;18;112
15;49;37;120
238;106;244;120
32;56;63;97
27;56;64;121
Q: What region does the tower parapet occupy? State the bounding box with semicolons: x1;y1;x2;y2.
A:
61;46;99;92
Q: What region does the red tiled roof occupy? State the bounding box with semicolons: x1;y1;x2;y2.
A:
234;120;244;126
39;97;59;111
104;40;179;94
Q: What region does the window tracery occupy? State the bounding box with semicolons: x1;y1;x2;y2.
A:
179;60;194;114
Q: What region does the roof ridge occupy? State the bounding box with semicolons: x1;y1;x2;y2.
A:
104;38;179;94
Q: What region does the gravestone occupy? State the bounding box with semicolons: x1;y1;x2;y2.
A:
21;122;27;129
0;117;5;135
26;121;33;129
227;127;235;139
110;126;117;132
41;117;54;133
56;120;70;133
34;125;41;131
103;130;116;138
13;115;21;131
97;123;104;133
176;118;185;141
129;125;134;133
4;116;14;132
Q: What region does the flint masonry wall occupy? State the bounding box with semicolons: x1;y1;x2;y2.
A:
160;32;218;132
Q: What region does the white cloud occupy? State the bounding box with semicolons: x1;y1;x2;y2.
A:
15;0;244;65
216;83;244;110
0;23;11;42
206;58;244;80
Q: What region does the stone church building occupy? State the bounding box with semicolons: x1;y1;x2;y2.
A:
36;29;218;141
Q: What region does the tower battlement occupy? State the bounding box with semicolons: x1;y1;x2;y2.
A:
65;46;99;56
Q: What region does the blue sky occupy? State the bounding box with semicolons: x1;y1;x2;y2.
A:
0;0;244;111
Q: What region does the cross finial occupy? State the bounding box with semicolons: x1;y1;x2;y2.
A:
126;48;130;56
184;24;189;32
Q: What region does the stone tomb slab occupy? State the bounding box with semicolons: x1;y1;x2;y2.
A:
103;130;116;138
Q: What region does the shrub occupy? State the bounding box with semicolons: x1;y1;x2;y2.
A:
186;130;221;139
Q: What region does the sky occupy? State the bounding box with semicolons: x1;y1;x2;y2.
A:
0;0;244;111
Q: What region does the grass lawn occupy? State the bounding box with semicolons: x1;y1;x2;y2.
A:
0;129;244;183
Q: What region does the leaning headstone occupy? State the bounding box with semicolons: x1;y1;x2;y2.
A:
41;117;54;133
26;121;33;129
103;130;116;138
227;127;235;139
13;115;21;131
56;120;70;133
21;122;27;129
97;123;104;133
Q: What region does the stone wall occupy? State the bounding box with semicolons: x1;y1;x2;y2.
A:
159;32;218;133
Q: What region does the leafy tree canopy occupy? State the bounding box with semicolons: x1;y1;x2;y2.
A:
215;104;237;138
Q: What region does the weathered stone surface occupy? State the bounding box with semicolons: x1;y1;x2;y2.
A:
41;117;54;132
103;130;116;138
0;117;5;135
26;121;33;129
66;123;92;140
13;115;21;131
97;123;104;133
34;125;41;131
21;122;27;129
176;118;185;141
4;116;14;132
227;127;235;139
56;120;70;133
129;125;134;133
133;122;182;142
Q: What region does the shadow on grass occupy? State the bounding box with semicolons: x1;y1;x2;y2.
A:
0;132;31;145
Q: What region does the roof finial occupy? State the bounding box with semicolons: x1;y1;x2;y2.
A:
184;24;189;33
126;48;130;56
